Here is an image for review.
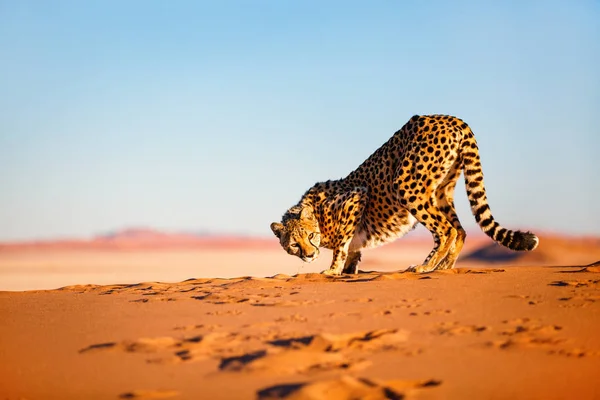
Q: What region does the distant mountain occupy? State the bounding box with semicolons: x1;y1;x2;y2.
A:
0;228;277;251
2;229;599;266
97;228;212;240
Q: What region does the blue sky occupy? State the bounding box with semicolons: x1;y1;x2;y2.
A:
0;0;598;241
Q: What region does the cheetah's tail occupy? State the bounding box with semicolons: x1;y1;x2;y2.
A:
461;129;539;251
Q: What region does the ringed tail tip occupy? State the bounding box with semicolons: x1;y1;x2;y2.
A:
512;231;539;251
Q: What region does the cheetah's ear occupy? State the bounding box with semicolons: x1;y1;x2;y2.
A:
270;222;285;239
300;207;314;220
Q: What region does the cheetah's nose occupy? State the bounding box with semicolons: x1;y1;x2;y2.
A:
302;250;318;263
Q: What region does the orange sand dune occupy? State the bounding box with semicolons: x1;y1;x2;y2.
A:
462;234;600;266
1;263;599;399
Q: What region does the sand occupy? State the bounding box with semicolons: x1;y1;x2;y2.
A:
1;261;599;399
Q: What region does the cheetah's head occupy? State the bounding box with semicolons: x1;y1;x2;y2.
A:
270;206;321;263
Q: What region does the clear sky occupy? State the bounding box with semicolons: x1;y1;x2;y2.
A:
1;0;599;241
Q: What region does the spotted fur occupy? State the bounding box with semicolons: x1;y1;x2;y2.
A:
271;115;538;275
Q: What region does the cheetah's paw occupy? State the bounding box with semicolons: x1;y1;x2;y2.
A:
405;265;432;273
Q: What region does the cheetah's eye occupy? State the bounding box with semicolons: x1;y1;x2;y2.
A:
308;233;315;240
290;243;299;249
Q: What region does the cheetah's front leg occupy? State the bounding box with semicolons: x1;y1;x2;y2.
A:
323;245;352;276
322;187;368;276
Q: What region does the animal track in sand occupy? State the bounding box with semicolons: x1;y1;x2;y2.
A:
256;375;441;400
344;297;373;303
219;329;412;375
391;298;428;309
432;322;488;336
350;298;428;317
499;321;562;336
557;294;600;308
60;277;265;297
80;336;179;354
191;292;326;307
173;323;221;331
59;267;517;301
219;348;361;374
268;329;410;352
324;312;362;319
497;315;600;358
79;324;422;379
130;297;178;303
505;294;544;306
437;268;506;275
205;309;243;316
547;348;600;358
409;309;453;317
487;336;566;350
485;318;565;350
80;332;243;364
240;330;308;344
119;390;179;399
242;321;279;329
549;279;600;288
275;314;308;323
548;278;600;307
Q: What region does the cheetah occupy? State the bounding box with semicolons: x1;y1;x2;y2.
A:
270;115;538;275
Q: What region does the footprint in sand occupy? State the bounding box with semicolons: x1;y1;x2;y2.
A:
191;293;250;304
400;298;428;306
192;292;325;307
432;322;488;336
557;294;600;308
409;309;453;317
206;309;243;316
505;294;544;306
219;329;411;375
173;324;221;331
275;314;308;323
547;348;600;358
499;322;562;336
269;329;410;352
548;277;600;307
487;336;566;349
119;390;179;399
129;296;177;303
324;311;363;319
549;279;600;288
256;376;441;400
219;348;359;374
251;299;327;307
80;336;180;355
438;268;505;275
344;297;373;303
80;332;243;364
485;319;565;350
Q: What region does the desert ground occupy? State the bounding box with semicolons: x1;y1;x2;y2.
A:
1;231;599;399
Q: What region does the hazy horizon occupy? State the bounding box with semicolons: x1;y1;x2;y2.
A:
1;1;599;241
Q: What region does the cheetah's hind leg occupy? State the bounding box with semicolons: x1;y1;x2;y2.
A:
432;161;466;270
405;226;459;273
435;230;465;270
342;251;361;274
